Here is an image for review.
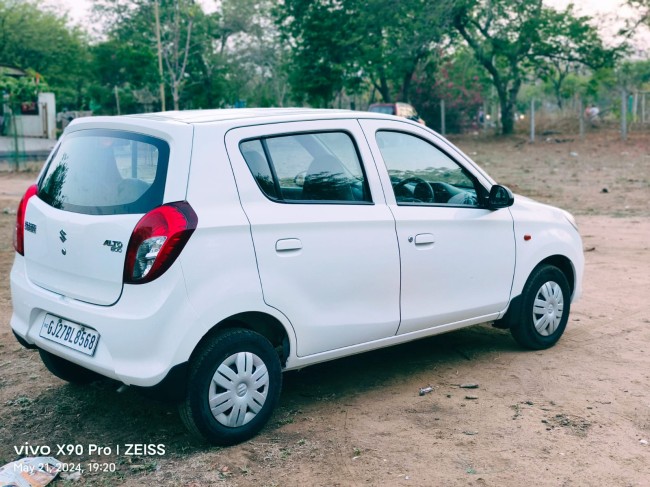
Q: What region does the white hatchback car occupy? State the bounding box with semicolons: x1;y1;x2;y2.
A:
10;109;583;445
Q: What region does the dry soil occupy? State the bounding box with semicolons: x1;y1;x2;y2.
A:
0;130;648;487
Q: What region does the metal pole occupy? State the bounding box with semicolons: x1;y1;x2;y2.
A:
155;0;166;112
621;89;627;141
11;110;19;171
482;100;488;133
641;93;647;123
440;99;446;136
530;98;535;143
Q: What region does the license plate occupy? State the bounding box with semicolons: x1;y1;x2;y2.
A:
39;314;100;356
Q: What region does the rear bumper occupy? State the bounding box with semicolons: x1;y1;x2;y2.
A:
10;254;199;387
13;330;37;349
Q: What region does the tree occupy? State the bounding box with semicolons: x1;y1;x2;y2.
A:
92;0;277;112
0;0;89;108
93;0;206;111
411;48;490;132
188;0;290;108
627;0;650;26
277;0;454;107
451;0;617;134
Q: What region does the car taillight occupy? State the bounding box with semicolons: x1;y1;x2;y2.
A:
13;184;38;256
124;201;198;284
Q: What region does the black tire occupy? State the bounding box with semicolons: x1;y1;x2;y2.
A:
510;264;571;350
179;328;282;446
39;349;101;384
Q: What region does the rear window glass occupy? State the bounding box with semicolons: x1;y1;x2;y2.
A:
38;129;169;215
240;131;372;204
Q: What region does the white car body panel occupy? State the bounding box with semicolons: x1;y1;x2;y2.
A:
224;120;401;356
24;200;140;305
359;119;516;334
506;197;584;303
177;123;299;367
9;108;584;386
11;253;197;386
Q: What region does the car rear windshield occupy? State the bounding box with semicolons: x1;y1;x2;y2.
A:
38;129;170;215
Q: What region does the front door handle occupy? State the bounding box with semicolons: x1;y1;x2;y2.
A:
276;238;302;252
414;233;435;245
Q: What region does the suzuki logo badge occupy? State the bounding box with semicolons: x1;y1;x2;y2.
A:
59;230;67;243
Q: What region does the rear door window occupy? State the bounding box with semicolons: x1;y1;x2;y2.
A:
240;131;371;204
38;129;169;215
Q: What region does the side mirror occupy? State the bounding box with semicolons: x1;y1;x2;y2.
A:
487;184;514;210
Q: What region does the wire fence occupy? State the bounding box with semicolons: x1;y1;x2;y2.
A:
432;89;650;140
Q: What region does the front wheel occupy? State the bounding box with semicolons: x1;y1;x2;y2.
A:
179;328;282;446
510;265;571;350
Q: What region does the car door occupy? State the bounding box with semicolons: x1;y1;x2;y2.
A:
225;120;400;357
359;119;516;335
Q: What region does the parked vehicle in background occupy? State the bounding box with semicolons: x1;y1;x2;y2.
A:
368;102;425;124
10;108;583;446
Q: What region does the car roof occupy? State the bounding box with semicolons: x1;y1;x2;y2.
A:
122;107;388;125
65;107;423;139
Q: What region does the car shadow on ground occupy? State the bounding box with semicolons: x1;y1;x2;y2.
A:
280;324;519;403
0;324;521;464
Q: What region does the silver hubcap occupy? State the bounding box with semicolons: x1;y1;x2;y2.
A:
532;281;564;336
208;352;269;428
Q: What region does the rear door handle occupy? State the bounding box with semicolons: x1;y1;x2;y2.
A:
276;238;302;252
414;233;435;245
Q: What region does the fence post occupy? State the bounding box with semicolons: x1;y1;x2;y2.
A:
621;89;627;141
642;92;646;124
578;98;585;139
530;98;535;143
440;99;446;136
482;100;488;133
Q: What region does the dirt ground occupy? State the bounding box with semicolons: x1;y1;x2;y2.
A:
0;130;648;487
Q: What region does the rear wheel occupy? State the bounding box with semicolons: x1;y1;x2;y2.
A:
179;328;282;446
39;349;100;384
510;265;571;350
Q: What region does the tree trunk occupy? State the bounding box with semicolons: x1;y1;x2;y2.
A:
173;81;180;111
379;75;391;103
496;80;521;135
400;67;415;102
501;99;515;135
400;76;410;102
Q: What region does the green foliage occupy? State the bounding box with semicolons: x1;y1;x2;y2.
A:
0;74;50;106
91;0;205;111
0;0;633;127
277;0;454;107
411;49;489;132
0;0;89;108
616;59;650;89
452;0;619;134
89;0;285;113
